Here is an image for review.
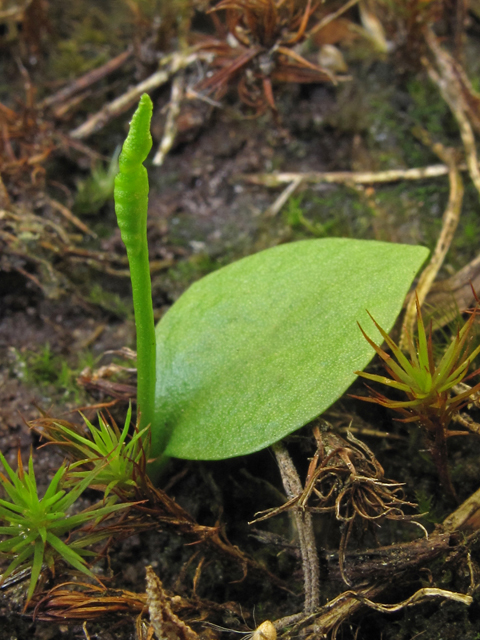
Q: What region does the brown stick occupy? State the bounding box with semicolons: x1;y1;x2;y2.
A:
424;28;480;196
272;441;320;614
70;51;211;139
400;129;464;348
40;48;133;110
239;164;452;188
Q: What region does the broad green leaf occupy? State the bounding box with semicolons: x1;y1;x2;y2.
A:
154;238;428;460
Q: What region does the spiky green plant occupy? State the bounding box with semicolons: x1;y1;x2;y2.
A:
31;405;149;498
354;297;480;499
0;451;128;604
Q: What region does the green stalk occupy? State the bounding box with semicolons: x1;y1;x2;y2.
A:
114;94;163;472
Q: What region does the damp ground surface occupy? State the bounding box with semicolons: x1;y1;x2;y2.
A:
2;2;480;639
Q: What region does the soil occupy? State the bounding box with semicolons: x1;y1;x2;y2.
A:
2;2;480;639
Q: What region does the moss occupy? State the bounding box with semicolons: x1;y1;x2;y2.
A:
282;187;374;241
162;254;222;296
87;283;131;318
46;1;130;82
9;343;95;401
407;76;456;139
73;150;119;216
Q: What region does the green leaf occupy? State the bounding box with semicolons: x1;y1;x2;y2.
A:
0;545;35;583
46;532;93;577
0;534;29;552
27;539;45;602
154;238;428;460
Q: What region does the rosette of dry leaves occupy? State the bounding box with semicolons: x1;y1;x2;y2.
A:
196;0;337;113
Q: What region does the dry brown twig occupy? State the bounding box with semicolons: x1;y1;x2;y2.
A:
396;25;480;344
70;50;213;139
239;164;453;188
239;164;459;218
400;128;464;349
47;197;97;238
423;27;480;196
271;441;320;613
395;26;480;346
40;47;134;113
153;72;185;166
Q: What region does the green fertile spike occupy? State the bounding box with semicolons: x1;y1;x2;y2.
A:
118;95;153;169
114;94;156;447
115;94;153;250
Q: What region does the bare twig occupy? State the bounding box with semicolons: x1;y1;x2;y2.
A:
272;442;320;614
70;51;212;139
424;28;480;197
443;486;480;533
357;586;472;612
400;130;464;348
40;48;133;110
239;164;452;188
47;198;97;238
153;72;185;166
264;176;303;217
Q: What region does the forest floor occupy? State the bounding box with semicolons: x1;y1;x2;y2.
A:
2;1;480;639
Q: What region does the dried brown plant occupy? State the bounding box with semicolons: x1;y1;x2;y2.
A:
196;0;337;113
254;425;419;585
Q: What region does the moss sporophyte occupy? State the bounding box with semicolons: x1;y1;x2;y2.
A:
113;94;428;473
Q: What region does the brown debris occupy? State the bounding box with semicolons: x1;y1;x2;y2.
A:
255;425;419;586
146;567;200;640
400;127;464;348
40;47;134;114
33;582;147;621
194;0;340;114
271;441;320;613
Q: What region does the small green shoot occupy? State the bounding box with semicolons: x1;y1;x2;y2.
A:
74;149;119;216
33;405;149;497
285;194;328;237
113;94;156;449
0;451;128;604
355;296;480;499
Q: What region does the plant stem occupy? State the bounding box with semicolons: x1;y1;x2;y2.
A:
114;94;160;466
430;423;457;503
272;441;320;614
128;235;156;437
